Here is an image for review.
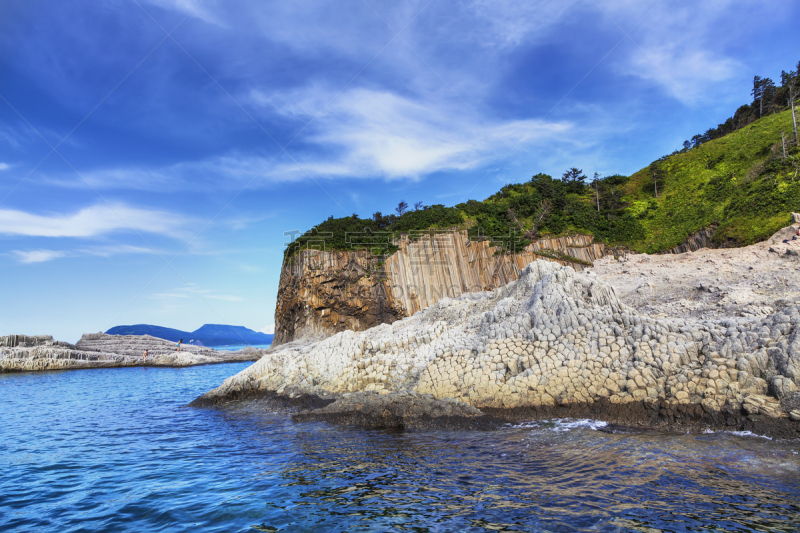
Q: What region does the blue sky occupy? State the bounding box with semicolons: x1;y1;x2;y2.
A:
1;0;798;342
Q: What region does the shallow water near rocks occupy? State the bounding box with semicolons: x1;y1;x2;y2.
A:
1;364;799;532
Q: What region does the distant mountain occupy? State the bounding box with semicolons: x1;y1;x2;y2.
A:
105;324;273;347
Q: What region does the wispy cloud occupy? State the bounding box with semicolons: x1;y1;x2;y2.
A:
13;249;67;263
464;0;583;47
150;284;244;302
0;204;192;239
0;163;9;171
36;87;572;190
10;244;160;263
599;0;772;105
141;0;225;28
257;87;572;180
260;324;274;334
625;47;740;104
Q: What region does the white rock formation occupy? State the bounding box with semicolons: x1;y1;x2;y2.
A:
197;260;800;424
0;333;260;372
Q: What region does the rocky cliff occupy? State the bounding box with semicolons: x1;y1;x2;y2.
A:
194;257;800;437
274;230;604;345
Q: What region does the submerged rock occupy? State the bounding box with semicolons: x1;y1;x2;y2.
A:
292;391;489;430
195;260;800;438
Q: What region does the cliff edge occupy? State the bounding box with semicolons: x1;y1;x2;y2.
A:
195;245;800;438
274;230;604;345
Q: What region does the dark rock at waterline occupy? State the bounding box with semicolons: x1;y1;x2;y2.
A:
192;386;800;438
780;392;800;412
484;398;800;440
291;391;496;430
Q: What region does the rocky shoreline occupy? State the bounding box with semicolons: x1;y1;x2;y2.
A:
0;333;263;372
191;386;800;438
192;233;800;439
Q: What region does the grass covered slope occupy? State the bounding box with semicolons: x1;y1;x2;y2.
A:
626;108;799;252
286;109;800;258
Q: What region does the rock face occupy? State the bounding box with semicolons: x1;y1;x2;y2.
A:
292;390;489;430
0;333;260;373
274;230;605;346
196;259;800;436
76;333;220;357
665;225;717;254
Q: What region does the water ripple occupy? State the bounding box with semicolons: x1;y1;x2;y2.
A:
1;366;799;532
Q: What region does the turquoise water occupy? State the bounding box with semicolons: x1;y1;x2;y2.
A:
214;344;272;351
1;364;799;532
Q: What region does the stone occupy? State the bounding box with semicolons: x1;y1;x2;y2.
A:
194;253;800;434
273;231;605;345
1;333;259;372
768;376;797;399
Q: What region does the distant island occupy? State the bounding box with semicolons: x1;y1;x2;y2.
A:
105;324;273;347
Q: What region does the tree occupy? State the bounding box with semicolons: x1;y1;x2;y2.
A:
528;199;551;239
683;140;691;152
786;68;800;145
782;131;787;159
752;75;764;117
592;172;601;212
762;78;777;114
649;161;665;198
413;201;424;211
395;201;408;216
751;76;775;118
561;167;586;194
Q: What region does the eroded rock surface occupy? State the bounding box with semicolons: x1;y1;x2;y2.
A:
590;223;800;321
274;230;605;345
195;258;800;437
292;391;488;429
0;333;260;372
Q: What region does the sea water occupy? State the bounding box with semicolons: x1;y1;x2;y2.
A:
1;364;799;532
213;344;273;352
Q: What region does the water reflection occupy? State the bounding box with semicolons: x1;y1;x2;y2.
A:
1;366;798;532
239;414;800;532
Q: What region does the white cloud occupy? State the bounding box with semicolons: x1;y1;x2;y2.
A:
465;0;583;47
43;154;274;192
0;163;9;171
461;0;752;105
257;87;572;180
626;47;740;104
598;0;780;105
0;204;192;239
13;249;67;263
39;88;571;190
10;245;162;264
79;244;160;257
141;0;225;28
260;324;275;334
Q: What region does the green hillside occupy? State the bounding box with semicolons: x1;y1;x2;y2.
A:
624;108;799;252
286;108;800;259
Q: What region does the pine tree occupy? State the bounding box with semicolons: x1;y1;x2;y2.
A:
752;75;764;117
787;68;800;146
561;168;586;194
